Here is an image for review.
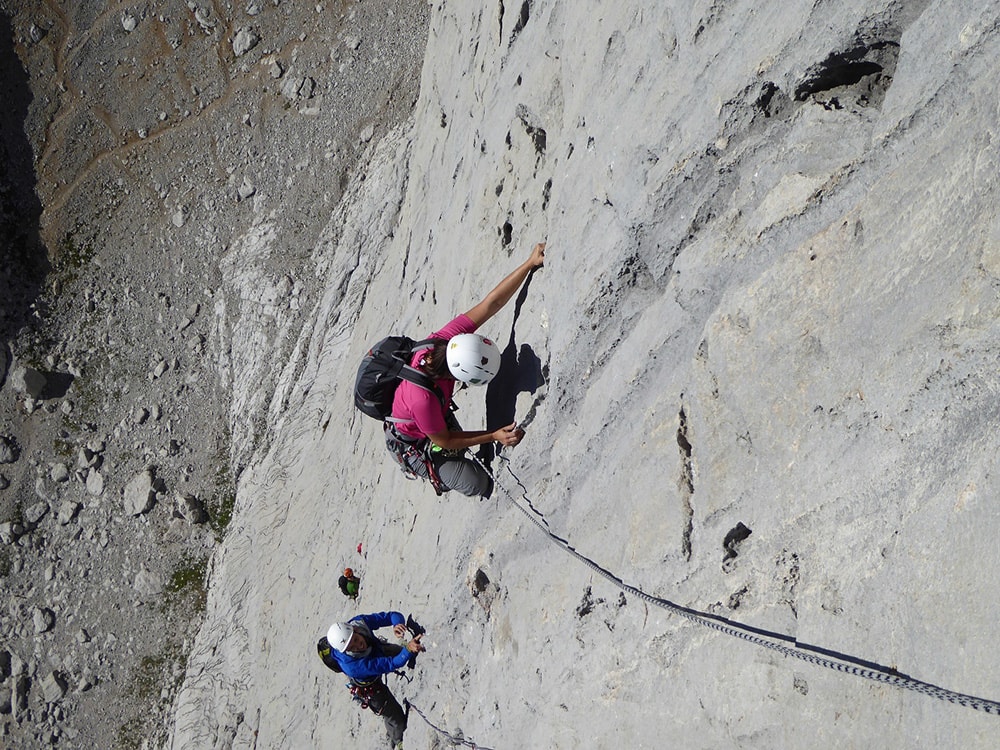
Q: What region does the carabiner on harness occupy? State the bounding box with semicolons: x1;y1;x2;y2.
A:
384;423;446;495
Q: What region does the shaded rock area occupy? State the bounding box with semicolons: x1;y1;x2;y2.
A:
0;0;430;746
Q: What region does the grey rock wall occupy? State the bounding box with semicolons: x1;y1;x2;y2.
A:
171;1;1000;748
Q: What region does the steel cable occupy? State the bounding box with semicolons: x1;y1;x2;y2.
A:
404;699;495;749
478;453;1000;716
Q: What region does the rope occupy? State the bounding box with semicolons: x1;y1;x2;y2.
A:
478;453;1000;716
404;700;496;750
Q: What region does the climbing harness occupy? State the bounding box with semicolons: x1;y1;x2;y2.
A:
474;452;1000;716
405;700;495;750
348;666;412;704
348;680;382;710
384;423;446;495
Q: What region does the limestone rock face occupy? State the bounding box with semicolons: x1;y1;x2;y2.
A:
166;2;1000;749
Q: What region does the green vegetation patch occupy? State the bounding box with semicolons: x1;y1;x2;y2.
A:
55;231;97;278
117;644;187;750
116;716;145;750
207;428;236;539
208;487;236;539
165;555;209;615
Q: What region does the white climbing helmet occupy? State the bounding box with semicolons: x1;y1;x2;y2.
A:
327;622;355;652
446;333;501;385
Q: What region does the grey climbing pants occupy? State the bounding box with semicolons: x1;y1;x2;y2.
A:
384;426;493;498
351;641;408;747
364;680;407;746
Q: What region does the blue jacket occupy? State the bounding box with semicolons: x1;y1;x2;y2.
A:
333;611;411;682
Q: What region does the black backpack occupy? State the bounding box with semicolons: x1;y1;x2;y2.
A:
354;336;445;421
317;636;343;673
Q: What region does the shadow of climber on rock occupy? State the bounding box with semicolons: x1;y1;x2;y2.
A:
480;272;545;472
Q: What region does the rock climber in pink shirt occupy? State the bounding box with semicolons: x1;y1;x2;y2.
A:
384;242;545;497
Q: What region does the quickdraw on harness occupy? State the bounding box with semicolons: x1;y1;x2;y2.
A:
384;423;450;495
347;666;412;709
347;679;383;710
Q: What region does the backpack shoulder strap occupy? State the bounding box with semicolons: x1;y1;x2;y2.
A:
408;338;437;352
397;365;443;397
383;338;449;423
384;364;447;424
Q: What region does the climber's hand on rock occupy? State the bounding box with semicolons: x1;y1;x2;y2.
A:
407;634;425;653
494;422;525;447
529;242;546;268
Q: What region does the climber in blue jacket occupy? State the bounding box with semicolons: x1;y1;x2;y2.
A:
319;610;425;748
